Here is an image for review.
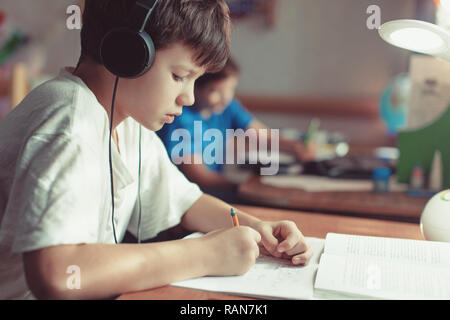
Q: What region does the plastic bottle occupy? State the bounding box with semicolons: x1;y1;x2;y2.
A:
410;164;424;191
372;167;391;193
429;150;443;191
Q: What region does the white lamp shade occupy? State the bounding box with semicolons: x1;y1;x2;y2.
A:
379;19;450;60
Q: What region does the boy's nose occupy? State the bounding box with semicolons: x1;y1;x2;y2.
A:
184;93;195;107
178;87;195;107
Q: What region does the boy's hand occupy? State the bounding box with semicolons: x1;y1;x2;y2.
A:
254;220;313;266
202;226;261;276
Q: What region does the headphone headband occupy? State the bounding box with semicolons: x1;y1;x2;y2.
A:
136;0;159;10
129;0;159;32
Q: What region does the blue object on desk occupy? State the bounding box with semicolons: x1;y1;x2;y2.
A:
372;167;391;193
379;74;409;135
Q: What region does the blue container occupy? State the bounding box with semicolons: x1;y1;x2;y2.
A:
372;167;392;193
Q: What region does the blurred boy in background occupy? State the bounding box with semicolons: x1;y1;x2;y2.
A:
158;57;316;195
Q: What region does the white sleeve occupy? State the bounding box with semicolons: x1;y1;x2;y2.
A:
127;132;203;240
7;134;103;253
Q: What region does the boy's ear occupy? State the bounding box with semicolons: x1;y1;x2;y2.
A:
101;29;155;78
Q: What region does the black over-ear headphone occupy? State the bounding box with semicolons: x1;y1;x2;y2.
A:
100;0;159;78
101;0;159;244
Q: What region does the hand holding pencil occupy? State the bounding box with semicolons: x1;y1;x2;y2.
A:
201;213;261;276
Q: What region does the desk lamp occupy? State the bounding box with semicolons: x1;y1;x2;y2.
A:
379;19;450;61
379;19;450;242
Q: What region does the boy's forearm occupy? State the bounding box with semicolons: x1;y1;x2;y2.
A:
181;194;261;233
24;197;262;300
23;238;209;300
246;120;301;155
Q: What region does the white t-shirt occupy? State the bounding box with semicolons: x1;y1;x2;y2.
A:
0;68;203;299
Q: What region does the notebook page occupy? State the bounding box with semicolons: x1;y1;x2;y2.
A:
314;254;450;299
172;236;325;300
324;233;450;266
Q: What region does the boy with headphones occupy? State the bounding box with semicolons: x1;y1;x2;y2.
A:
0;0;312;299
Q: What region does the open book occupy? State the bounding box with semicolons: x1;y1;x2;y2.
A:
314;233;450;299
172;233;325;300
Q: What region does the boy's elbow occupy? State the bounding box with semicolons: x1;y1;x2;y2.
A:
23;249;78;300
29;275;72;300
25;267;74;300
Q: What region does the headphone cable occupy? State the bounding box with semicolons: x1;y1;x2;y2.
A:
137;125;142;244
109;76;120;244
109;76;143;245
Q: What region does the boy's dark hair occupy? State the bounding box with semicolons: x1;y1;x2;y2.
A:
195;57;240;88
80;0;231;72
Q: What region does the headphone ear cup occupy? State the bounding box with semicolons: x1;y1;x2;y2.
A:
100;28;155;78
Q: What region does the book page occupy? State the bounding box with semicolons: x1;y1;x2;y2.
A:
324;233;450;266
260;175;407;192
261;175;373;192
172;236;325;300
314;254;450;299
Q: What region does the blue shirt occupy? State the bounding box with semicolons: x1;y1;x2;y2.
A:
157;98;254;172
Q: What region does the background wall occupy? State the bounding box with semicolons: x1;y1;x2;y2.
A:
230;0;418;99
2;0;81;76
1;0;431;104
2;0;423;99
0;0;435;147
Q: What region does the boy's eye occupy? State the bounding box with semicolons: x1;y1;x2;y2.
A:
172;73;185;82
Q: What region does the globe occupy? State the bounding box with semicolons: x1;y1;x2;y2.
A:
379;73;410;135
420;190;450;242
